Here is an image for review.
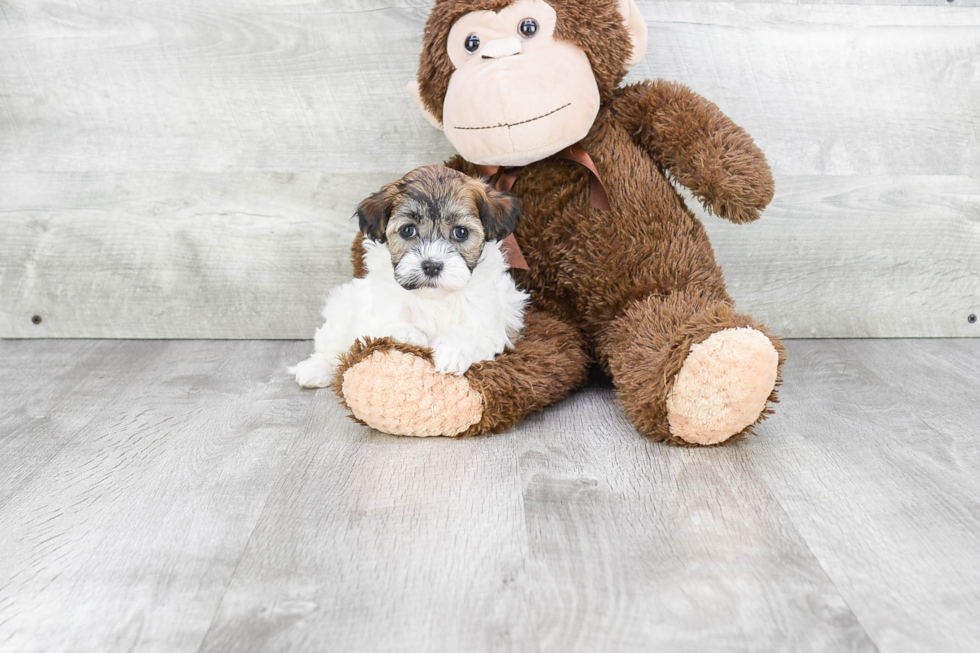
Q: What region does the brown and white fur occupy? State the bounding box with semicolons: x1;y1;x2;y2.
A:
291;166;528;387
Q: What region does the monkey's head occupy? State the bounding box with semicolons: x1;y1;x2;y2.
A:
410;0;648;167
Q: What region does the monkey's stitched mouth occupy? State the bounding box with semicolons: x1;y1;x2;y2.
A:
453;103;572;131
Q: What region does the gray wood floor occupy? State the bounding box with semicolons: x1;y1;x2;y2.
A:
0;339;978;652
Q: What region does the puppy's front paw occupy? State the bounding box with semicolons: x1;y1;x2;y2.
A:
290;355;336;388
432;338;475;376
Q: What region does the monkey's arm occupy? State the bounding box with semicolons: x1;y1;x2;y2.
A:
610;80;774;224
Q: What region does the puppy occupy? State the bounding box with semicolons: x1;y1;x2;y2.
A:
291;166;529;389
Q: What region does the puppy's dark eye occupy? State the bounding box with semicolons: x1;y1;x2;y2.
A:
399;224;418;239
464;33;480;53
518;18;538;39
452;226;469;241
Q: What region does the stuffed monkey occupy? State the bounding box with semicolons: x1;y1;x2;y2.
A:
332;0;785;446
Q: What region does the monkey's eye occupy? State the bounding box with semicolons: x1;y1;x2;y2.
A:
399;224;418;239
464;33;481;53
518;18;538;39
452;226;469;241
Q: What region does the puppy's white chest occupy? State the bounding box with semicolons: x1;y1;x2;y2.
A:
401;305;414;325
402;294;460;338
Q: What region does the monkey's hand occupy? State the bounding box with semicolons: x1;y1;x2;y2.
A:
611;80;774;224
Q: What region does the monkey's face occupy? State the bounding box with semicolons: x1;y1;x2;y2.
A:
442;0;601;166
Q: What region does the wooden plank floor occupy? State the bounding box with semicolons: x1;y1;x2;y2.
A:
0;339;978;652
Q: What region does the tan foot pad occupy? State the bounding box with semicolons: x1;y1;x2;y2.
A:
666;328;779;446
340;350;483;437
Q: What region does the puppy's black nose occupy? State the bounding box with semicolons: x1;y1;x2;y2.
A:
421;260;443;277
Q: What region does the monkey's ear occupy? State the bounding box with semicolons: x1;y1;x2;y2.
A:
617;0;648;67
477;189;521;241
408;81;443;131
356;188;394;243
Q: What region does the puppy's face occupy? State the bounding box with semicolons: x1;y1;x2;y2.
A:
357;166;520;292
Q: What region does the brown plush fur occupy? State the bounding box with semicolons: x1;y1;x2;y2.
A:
596;293;786;445
351;232;368;279
460;308;590;436
340;0;783;445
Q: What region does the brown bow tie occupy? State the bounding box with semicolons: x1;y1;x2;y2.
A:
475;143;610;271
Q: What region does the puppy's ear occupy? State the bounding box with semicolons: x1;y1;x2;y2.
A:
477;188;521;241
356;186;395;243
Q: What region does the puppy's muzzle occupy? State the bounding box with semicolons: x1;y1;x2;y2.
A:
394;238;472;292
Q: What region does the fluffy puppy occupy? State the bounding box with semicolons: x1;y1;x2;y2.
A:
292;166;528;388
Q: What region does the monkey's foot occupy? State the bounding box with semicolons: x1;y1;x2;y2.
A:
336;341;483;437
666;328;779;446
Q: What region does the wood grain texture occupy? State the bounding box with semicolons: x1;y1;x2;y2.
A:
0;172;382;338
0;340;124;506
513;390;876;652
198;395;535;653
1;339;980;651
750;339;980;651
0;340;313;652
1;1;978;337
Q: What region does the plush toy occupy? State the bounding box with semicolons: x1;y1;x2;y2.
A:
332;0;785;446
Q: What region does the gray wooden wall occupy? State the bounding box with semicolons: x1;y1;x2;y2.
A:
2;0;978;338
